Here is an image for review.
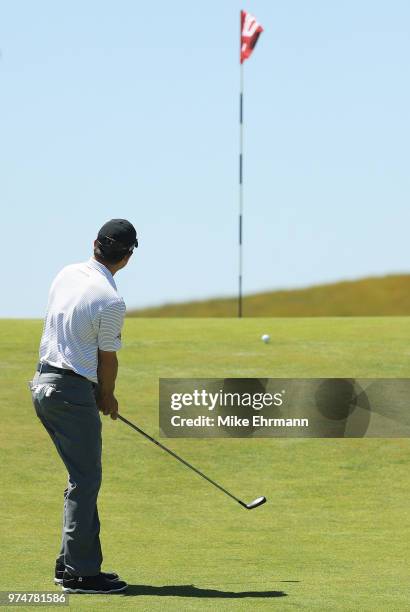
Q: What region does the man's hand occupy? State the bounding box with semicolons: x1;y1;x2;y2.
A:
97;391;118;420
97;350;119;420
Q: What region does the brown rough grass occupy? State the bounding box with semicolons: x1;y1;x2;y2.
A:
128;274;410;317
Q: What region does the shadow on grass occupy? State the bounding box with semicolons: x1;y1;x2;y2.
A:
122;584;287;598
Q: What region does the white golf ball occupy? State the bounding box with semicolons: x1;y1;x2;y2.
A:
261;334;270;344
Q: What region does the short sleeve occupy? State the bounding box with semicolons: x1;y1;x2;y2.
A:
97;299;126;351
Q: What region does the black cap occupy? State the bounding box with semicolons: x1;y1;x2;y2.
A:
97;219;138;254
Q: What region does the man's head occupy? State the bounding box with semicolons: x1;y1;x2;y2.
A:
94;219;138;273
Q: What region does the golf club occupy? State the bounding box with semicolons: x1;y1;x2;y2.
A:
117;414;266;510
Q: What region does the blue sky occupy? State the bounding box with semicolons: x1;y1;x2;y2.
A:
1;0;409;317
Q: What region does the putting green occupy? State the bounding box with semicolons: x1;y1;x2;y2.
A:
1;318;410;610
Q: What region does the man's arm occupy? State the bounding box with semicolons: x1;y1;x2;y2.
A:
97;349;119;419
96;298;126;420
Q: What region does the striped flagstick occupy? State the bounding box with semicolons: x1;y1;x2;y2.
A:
238;57;244;317
238;10;263;318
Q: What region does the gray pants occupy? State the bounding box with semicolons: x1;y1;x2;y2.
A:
30;371;103;576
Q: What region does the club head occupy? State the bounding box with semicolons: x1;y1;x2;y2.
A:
245;496;267;510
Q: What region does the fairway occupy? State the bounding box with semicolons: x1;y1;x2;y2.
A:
1;317;410;610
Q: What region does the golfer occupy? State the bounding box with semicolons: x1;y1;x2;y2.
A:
30;219;137;594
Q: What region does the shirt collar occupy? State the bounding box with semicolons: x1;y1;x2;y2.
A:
87;257;117;290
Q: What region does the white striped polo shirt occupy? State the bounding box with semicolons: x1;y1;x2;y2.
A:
39;257;126;383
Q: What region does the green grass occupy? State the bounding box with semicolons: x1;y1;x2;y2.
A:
1;317;410;610
129;274;410;317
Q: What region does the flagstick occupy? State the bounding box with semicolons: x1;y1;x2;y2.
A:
238;60;244;318
238;9;263;318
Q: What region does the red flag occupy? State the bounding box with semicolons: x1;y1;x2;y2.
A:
240;10;263;64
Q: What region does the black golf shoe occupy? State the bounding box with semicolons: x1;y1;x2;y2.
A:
61;570;127;594
54;560;120;585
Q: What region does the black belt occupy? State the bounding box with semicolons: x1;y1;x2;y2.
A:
37;362;87;381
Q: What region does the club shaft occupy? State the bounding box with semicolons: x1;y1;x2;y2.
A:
117;414;245;507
